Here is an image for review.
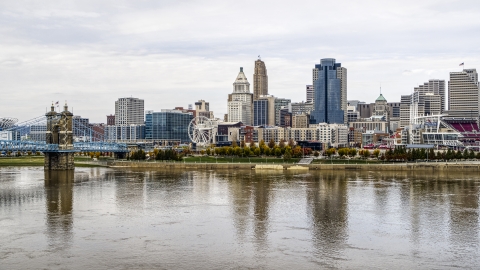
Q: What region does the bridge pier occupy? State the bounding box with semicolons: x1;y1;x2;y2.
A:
44;152;75;170
45;102;75;170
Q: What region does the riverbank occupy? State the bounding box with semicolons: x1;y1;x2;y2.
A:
3;156;480;172
0;157;106;167
109;160;480;172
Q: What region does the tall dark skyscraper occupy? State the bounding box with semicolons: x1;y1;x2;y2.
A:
310;58;346;124
253;58;268;100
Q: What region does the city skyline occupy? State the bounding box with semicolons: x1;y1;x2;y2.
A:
0;0;479;122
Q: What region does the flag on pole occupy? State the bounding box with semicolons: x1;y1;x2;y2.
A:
459;62;464;66
55;101;59;107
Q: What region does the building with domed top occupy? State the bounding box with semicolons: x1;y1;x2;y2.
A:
227;67;253;125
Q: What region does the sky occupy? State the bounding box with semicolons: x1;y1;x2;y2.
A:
1;0;479;123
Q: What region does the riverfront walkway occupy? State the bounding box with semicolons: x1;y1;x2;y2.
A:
108;160;480;172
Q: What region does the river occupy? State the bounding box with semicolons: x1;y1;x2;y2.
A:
1;167;479;269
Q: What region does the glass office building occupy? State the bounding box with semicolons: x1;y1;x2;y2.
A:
253;99;269;126
311;58;345;124
145;110;193;143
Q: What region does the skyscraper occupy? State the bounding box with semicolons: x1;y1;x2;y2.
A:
274;98;291;126
115;97;145;125
195;100;214;119
306;85;314;103
253;95;275;126
228;67;253;125
414;79;445;113
310;58;346;124
253;59;268;100
399;80;444;128
253;99;269;126
448;69;480;118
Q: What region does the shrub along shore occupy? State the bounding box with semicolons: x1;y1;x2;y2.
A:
3;155;480;172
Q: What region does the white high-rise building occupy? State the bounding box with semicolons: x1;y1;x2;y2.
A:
448;69;480;118
415;79;445;113
227;67;253;125
399;80;445;128
115;97;145;125
306;85;314;103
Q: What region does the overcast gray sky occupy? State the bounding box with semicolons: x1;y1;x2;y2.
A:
1;0;479;123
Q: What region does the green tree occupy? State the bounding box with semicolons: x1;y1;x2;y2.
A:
455;150;463;159
373;149;380;159
313;151;320;157
259;139;266;149
254;148;261;156
325;148;335;157
348;148;357;157
385;149;393;161
469;149;475;159
444;149;451;160
234;147;242;157
274;147;282;157
262;146;270;156
156;150;165;160
362;149;371;158
288;139;295;148
293;146;303;158
338;148;347;158
279;139;286;149
243;146;250;157
268;139;275;149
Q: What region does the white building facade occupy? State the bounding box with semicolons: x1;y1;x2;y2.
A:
115;97;145;125
228;67;253;125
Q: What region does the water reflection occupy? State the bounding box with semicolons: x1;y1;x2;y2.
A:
44;170;74;248
0;168;479;269
252;173;272;250
225;171;273;250
306;171;348;259
227;171;253;242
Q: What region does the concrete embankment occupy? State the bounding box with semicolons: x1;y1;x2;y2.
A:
108;161;480;172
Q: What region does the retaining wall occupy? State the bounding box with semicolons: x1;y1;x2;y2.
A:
108;161;480;172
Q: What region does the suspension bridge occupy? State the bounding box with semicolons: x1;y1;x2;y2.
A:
1;103;129;170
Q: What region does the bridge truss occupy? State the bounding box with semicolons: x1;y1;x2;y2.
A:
2;114;128;153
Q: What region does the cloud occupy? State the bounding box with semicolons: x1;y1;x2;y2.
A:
0;0;479;122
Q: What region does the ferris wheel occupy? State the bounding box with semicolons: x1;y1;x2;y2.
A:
188;116;217;146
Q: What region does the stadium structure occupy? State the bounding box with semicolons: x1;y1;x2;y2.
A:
0;117;18;130
401;114;480;149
